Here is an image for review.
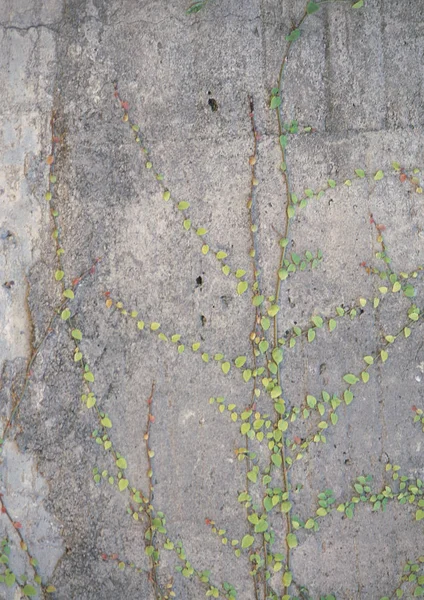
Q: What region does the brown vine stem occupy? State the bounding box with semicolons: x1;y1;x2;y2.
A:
272;5;309;595
144;382;161;600
247;96;262;600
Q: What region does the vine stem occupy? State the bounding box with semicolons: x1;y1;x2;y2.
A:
0;497;46;598
144;382;162;600
272;5;309;596
246;96;262;600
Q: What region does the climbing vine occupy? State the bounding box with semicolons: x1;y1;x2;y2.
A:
0;0;423;598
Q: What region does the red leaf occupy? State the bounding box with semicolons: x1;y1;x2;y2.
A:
293;436;302;445
1;506;6;514
121;101;129;111
149;414;155;423
412;405;417;412
101;553;108;560
13;522;22;529
46;155;54;165
376;224;386;232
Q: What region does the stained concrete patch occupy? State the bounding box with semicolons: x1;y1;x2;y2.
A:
0;441;64;591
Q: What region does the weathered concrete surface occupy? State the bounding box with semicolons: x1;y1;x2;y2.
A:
0;0;423;598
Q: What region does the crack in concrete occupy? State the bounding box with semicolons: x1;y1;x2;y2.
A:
0;22;60;33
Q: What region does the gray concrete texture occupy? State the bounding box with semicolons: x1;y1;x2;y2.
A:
0;0;423;598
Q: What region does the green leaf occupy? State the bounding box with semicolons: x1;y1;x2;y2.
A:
355;168;366;178
186;1;206;14
252;295;264;306
311;316;323;328
241;534;254;549
221;362;230;375
404;284;416;298
183;219;191;230
344;390;354;405
255;519;268;533
55;270;64;281
364;355;374;365
196;227;207;236
270;96;281;109
281;501;292;513
71;329;82;341
87;395;96;408
259;340;269;354
352;0;364;7
328;179;336;188
286;533;298;548
101;417;112;428
272;348;283;364
261;317;270;331
116;457;127;469
286;29;301;42
243;369;252;382
271;453;282;467
268;304;279;317
163;190;171;201
374;170;384;181
416;509;424;521
241;423;250;435
61;309;71;320
307;1;320;14
178;201;190;210
84;371;94;383
381;349;388;362
63;289;74;299
118;478;129;492
329;319;337;332
331;413;338;425
308;328;316;342
343;374;359;385
237;281;248;295
279;135;288;149
5;572;15;587
235;356;247;368
23;585;37;597
307;395;316;408
274;402;285;415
